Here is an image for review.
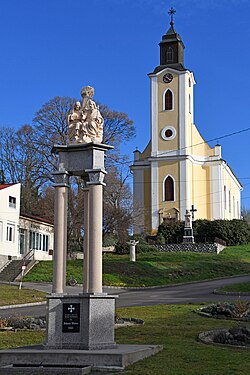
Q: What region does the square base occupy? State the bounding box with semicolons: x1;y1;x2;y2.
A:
46;294;117;350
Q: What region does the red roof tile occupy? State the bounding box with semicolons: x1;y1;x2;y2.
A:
0;183;17;190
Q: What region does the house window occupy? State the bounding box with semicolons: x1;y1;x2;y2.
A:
6;224;15;242
233;196;235;217
9;196;16;208
43;234;49;251
229;191;231;213
164;89;173;110
166;47;174;62
164;176;174;201
29;231;49;251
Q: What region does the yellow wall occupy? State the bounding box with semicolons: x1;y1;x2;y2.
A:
157;73;179;152
158;160;179;212
190;125;214;157
141;140;151;159
190;163;211;219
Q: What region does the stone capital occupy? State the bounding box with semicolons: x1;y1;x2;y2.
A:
52;171;70;187
86;169;107;186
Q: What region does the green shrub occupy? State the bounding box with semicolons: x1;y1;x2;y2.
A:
156;221;184;244
115;242;157;255
115;243;130;255
157;219;250;246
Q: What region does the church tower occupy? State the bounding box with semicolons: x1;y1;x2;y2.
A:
131;9;242;235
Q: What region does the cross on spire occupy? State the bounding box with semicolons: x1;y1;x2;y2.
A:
168;7;176;26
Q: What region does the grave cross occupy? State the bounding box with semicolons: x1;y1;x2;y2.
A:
190;205;197;221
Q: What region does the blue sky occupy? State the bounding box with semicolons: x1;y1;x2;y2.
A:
0;0;250;208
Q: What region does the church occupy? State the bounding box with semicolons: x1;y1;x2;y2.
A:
131;11;242;235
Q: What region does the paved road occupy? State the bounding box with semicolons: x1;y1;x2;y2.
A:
0;274;249;317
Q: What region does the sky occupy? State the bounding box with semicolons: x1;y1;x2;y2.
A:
0;0;250;209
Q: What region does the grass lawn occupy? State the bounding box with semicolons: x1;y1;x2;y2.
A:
217;281;250;293
0;303;249;374
0;285;47;306
23;244;250;287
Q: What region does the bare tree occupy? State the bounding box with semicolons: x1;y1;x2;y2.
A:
0;125;49;214
103;163;133;244
0;95;135;248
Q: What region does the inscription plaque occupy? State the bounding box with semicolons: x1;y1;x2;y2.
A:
62;303;80;333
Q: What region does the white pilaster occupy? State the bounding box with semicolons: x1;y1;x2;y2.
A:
179;158;187;220
210;162;223;219
150;76;158;156
179;73;186;154
151;160;159;231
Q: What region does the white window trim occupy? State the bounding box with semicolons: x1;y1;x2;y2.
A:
6;223;15;242
162;88;174;111
161;126;176;141
9;196;17;209
163;174;175;202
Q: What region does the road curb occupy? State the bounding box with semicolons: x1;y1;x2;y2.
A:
213;289;250;296
0;301;46;310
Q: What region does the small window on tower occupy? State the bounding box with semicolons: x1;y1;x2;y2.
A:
166;47;174;62
164;89;173;110
164;176;174;201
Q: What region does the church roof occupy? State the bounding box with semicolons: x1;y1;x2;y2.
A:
152;63;187;74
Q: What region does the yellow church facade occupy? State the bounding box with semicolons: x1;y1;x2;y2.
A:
131;17;242;235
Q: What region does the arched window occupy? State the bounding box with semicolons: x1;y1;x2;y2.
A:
164;176;174;201
166;47;174;62
164;89;173;110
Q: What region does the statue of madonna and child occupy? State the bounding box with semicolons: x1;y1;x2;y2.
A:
67;86;104;144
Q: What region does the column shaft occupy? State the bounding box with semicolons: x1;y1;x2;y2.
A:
52;186;68;294
88;184;103;293
83;189;89;293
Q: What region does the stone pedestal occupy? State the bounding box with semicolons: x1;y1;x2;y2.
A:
182;228;194;243
46;294;117;350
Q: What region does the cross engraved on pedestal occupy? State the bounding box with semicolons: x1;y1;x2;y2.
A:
68;305;75;313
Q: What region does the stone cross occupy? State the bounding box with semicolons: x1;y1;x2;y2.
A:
190;204;197;221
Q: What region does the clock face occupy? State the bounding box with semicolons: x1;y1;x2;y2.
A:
163;73;173;83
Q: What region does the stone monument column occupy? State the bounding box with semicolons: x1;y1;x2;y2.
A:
83;185;89;293
86;169;106;294
52;170;70;294
127;240;139;262
183;209;195;243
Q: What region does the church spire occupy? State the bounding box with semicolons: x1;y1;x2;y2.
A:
155;8;185;73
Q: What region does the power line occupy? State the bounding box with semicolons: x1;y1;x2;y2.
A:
107;125;250;166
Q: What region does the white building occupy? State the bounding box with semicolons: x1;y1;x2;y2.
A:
0;183;53;268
